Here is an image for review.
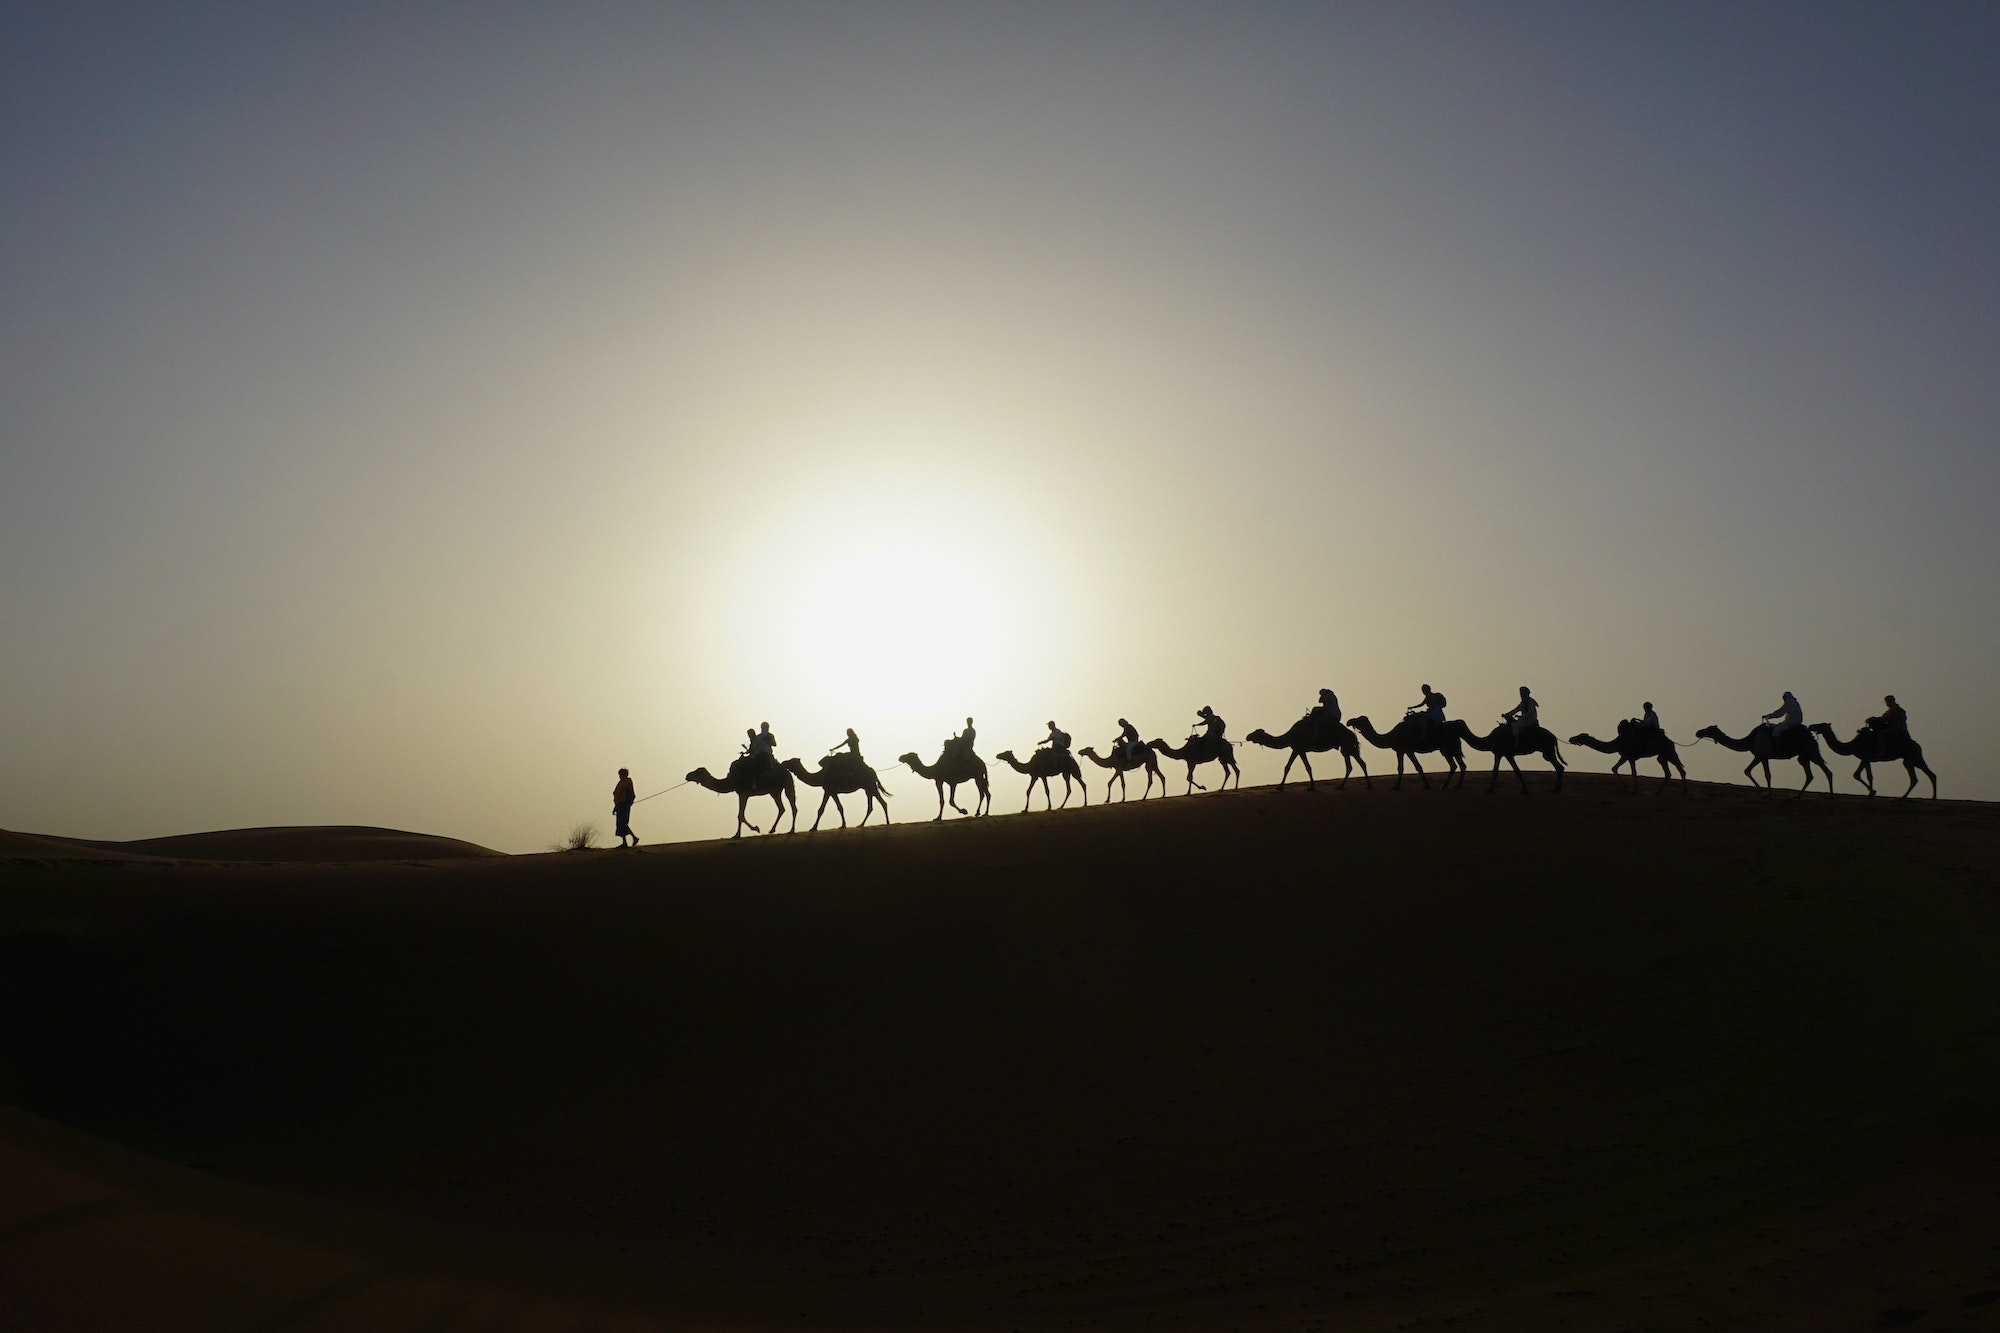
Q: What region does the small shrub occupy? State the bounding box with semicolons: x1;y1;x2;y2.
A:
550;821;600;852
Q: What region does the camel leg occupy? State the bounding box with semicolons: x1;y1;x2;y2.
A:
809;791;830;832
1742;757;1762;788
1356;750;1370;789
1278;752;1296;789
1299;752;1316;791
932;782;947;822
977;778;992;816
737;793;759;837
1852;760;1872;795
833;793;848;828
1796;758;1813;791
1410;752;1430;791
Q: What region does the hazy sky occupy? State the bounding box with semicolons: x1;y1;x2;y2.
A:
3;3;1996;849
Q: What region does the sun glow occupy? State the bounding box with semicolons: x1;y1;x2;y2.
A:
707;463;1087;754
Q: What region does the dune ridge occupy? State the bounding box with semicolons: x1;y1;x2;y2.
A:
1;774;1996;1329
3;825;500;863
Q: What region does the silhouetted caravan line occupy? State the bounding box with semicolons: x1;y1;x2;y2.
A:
1810;723;1938;798
784;754;892;830
669;687;1936;836
1569;721;1690;793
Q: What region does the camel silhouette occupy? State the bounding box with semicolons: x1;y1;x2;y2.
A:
1569;722;1689;793
1694;724;1835;793
898;747;993;820
1808;723;1938;798
782;754;892;830
686;757;799;839
1146;735;1240;794
1077;744;1168;802
1245;715;1370;791
1450;720;1567;794
995;748;1089;812
1345;715;1468;790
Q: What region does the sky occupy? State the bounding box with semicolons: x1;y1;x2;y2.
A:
2;2;1996;851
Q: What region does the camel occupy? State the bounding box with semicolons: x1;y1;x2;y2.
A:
995;748;1089;812
1694;724;1835;793
782;754;892;830
1077;744;1168;802
898;746;992;820
1245;715;1370;791
1449;720;1567;794
1345;715;1468;790
1147;735;1241;795
1808;723;1938;798
1568;721;1689;793
685;757;798;839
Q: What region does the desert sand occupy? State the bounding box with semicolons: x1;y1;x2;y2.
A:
2;774;1997;1330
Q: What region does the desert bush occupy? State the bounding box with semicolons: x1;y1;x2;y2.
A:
550;821;601;852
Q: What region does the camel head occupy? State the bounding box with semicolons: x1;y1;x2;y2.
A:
996;749;1018;763
1078;746;1099;758
1247;728;1274;745
1807;722;1834;737
686;767;712;783
1695;726;1723;742
1567;733;1591;747
897;751;922;768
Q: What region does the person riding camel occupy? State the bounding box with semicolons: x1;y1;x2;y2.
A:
946;716;976;762
1761;691;1803;738
1114;717;1143;764
1407;684;1448;740
1189;705;1226;746
1865;694;1908;742
743;722;778;779
827;727;864;765
1040;720;1071;755
1640;701;1661;733
1503;686;1540;739
1309;688;1342;740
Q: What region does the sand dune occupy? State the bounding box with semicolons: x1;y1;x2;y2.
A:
5;825;499;863
2;774;1997;1329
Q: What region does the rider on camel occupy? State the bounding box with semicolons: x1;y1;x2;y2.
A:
1114;718;1144;763
1040;720;1071;755
1408;684;1448;740
1189;705;1226;746
1762;691;1803;738
946;716;976;761
827;727;864;765
742;722;778;780
1503;686;1540;739
1865;695;1908;743
1309;688;1342;740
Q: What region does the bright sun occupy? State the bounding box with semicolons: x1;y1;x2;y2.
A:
715;466;1074;743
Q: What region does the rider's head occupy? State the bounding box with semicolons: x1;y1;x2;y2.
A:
1520;685;1531;697
618;767;628;777
760;721;771;732
1319;688;1335;703
966;716;974;727
1643;702;1653;711
1048;720;1057;729
1884;694;1897;706
1421;683;1432;694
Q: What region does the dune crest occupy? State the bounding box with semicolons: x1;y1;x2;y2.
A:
5;825;499;863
